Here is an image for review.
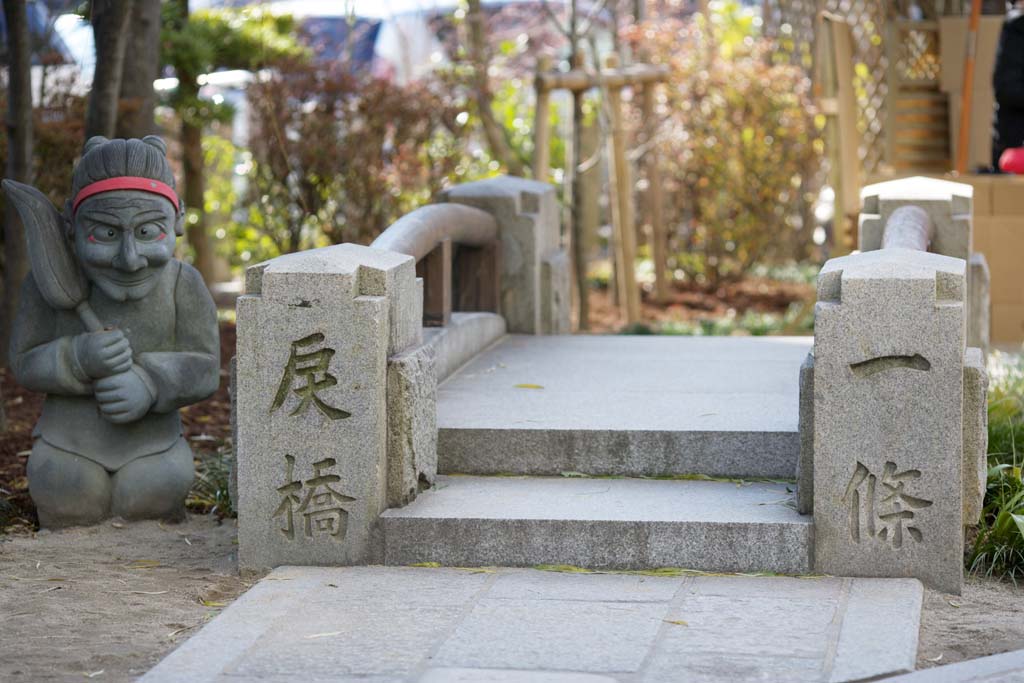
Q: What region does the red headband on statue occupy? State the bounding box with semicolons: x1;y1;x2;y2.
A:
72;177;180;214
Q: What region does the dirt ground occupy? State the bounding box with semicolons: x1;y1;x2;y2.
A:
0;515;248;682
586;277;813;333
918;577;1024;669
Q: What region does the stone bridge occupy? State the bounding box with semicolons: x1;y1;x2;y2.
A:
145;175;993;682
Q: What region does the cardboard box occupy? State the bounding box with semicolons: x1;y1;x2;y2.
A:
990;176;1024;214
992;303;1024;344
981;217;1024;304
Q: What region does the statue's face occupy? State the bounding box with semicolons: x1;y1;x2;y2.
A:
73;190;178;302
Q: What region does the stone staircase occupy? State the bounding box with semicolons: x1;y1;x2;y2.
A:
380;334;814;574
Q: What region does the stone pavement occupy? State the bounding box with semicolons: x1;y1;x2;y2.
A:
142;566;923;683
882;650;1024;682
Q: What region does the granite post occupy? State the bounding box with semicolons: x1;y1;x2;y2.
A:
235;244;435;572
440;176;570;334
812;248;967;594
859;176;989;354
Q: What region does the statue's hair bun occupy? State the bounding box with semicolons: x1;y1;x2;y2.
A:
82;136;109;156
141;135;168;156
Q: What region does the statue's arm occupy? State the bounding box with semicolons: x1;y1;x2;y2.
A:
9;273;92;396
135;263;220;414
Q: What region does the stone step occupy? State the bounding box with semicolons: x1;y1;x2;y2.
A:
381;475;812;575
437;335;812;478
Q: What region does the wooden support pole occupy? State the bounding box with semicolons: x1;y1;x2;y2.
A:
604;54;641;325
417;238;452;327
533;56;553;182
535;64;668;94
641;83;669;304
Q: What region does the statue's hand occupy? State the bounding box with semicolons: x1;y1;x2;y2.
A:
95;366;156;424
73;330;133;379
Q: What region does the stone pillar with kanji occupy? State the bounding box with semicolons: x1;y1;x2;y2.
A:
811;248;973;594
234;244;432;572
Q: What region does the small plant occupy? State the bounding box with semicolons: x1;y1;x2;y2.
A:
187;445;235;520
967;350;1024;580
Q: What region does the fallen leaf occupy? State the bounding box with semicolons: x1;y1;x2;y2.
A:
947;600;961;608
410;562;441;568
125;560;162;570
663;619;688;626
513;383;544;389
199;598;226;607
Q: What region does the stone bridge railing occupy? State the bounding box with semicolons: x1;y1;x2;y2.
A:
232;176;569;572
799;176;990;594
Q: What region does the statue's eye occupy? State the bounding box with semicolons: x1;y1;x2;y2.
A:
89;226;119;243
135;224;164;241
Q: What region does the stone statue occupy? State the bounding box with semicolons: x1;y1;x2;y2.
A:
4;136;220;528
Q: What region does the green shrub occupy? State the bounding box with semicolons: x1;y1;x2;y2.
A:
968;350;1024;579
621;2;822;286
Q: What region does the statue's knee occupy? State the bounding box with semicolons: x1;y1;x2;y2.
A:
111;440;194;521
27;442;112;528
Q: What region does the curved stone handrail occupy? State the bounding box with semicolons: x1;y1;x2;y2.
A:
370;203;498;261
881;205;934;252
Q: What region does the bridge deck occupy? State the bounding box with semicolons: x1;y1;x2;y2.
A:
436;335;814;478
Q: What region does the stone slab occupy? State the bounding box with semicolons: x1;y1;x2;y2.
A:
381;475;812;574
438;335;812;478
881;649;1024;682
141;567;923;683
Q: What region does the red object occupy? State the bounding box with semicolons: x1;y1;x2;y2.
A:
1000;147;1024;174
72;177;180;214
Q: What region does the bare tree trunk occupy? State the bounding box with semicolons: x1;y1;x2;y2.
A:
172;0;215;285
568;0;589;329
3;0;33;369
465;0;525;176
182;121;215;283
86;0;135;138
115;0;161;139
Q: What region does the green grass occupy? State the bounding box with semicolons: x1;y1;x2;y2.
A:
967;349;1024;580
619;301;814;337
187;445;236;520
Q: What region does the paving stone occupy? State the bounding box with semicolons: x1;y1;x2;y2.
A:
830;578;922;682
141;567;924;683
433;598;669;673
644;653;825;683
437;335;811;478
662;595;837;659
486;569;682;603
382;475;812;574
225;603;462;678
880;648;1024;682
420;669;617;682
